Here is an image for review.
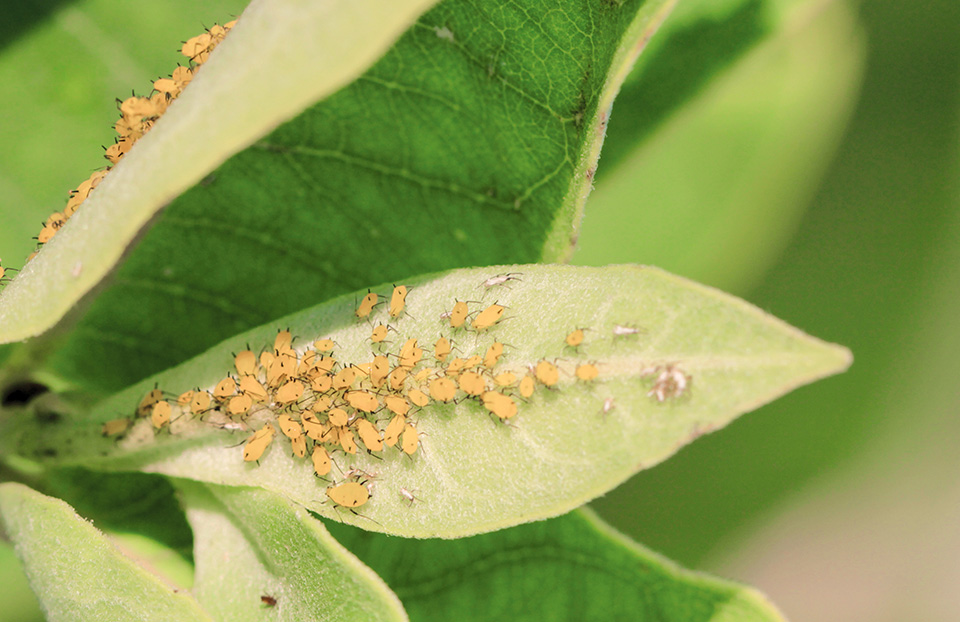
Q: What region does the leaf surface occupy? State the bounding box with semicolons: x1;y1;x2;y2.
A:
0;265;850;537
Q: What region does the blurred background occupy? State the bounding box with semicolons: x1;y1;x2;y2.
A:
1;0;957;620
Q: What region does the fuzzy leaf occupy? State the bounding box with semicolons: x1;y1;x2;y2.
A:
0;265;850;537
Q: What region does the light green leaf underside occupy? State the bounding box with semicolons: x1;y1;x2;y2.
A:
179;482;406;622
0;0;440;344
327;508;784;622
0;482;211;622
0;265;850;537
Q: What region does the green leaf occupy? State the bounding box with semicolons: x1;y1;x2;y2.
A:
576;0;865;293
0;0;677;396
326;508;784;622
0;0;442;345
1;265;850;537
178;482;406;622
0;482;212;622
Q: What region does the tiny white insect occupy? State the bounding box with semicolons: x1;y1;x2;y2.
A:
643;364;691;402
612;324;642;337
399;487;420;506
480;272;522;289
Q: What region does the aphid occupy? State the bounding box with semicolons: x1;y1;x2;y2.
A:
383;395;410;417
302;412;326;441
519;375;536;399
312;355;336;373
458;371;486;397
234;350;258;376
274;329;293;352
482;391;517;419
332;367;358;390
472;304;505;331
261;595;277;607
311;395;333;413
429;377;457;402
434;336;452;362
326;481;370;508
612;324;643;338
445;357;467;376
449;301;469;328
36;226;56;244
407;388;430;408
481;272;522;289
277;414;303;439
484;342;504;368
384;414;405;447
370;355;390;387
389;285;408;318
213;377;237;399
355;418;384;452
310;373;333;393
298;351;318;376
399;487;419;506
337;426;358;454
399;338;423;368
645;364;692;402
312;445;331;476
464;355;483;369
259;350;276;371
535;361;559;387
600;397;616;417
401;423;419;455
101;418;131;437
290;434;307;458
345;390;379;413
243;424;276;462
370;324;389;344
137;387;164;416
576;363;599;382
190;390;213;414
494;372;517;387
565;328;585;348
239;375;268;402
327;408;350;428
181;32;214;62
314;338;336;353
355;291;378;319
228;393;253;416
388;367;408;392
275;380;305;405
267;351;298;387
414;367;435;383
46;212;67;229
0;261;18;284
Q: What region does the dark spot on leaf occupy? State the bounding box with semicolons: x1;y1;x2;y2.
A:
2;381;50;405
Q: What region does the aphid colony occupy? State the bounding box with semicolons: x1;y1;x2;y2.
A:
109;278;692;511
3;21;236;273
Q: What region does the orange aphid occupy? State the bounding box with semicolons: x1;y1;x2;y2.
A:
310;374;333;393
434;336;452;362
408;388;430;408
102;418;131;437
228;393;253;416
311;395;333;413
332;367;358;390
371;324;389;344
191;390;213;414
151;400;172;429
298;351;318;376
384;414;405;447
535;361;559;387
494;372;517;387
46;212;66;229
401;423;419;455
274;329;293;352
312;445;331;476
290;434;307;458
472;304;504;331
326;481;369;508
566;328;585;348
414;367;435;383
384;395;410;417
370;356;390;388
449;301;469;328
137;388;164;416
37;226;57;244
243;424;276;462
399;338;423;368
338;426;358;454
239;375;268;402
388;367;408;392
234;350;258;376
177;390;195;406
482;391;517;419
446;358;467;376
275;380;305;405
214;377;237;399
458;371;486;397
356;292;378;319
314;338;336;352
259;350;276;371
312;355;336;373
484;342;504;368
327;408;350;428
345;390;379;413
429;377;457;402
464;355;483;369
355;418;384;452
576;363;599;381
389;285;408;318
277;414;303;439
519;375;536;398
301;412;326;441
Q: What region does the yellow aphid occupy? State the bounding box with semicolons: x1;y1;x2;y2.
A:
103;140;131;165
312;445;331;476
434;337;451;362
355;418;384;452
260;350;276;370
356;292;378;319
458;371;486;396
234;350;258;376
388;367;408;392
311;395;333;413
310;373;333;394
298;351;318;376
214;377;237;399
429;377;457;402
384;395;410;417
352;362;372;377
401;423;419;455
326;481;369;508
345;390;379;413
37;226;57;244
399;339;423;368
446;358;467;376
566;329;585;348
535;361;559;386
137;388;164;416
101;418;131;437
408;388;430;408
464;355;483;369
314;339;336;353
389;285;408;318
328;408;349;428
494;372;517;387
414;367;435;383
150;400;172;430
228;393;253;416
484;342;504;368
152;77;181;98
277;414;303;439
472;304;505;331
370;356;390;387
181;32;214;62
449;301;469;328
371;324;389;343
274;329;293;352
519;375;536;399
119;95;157;120
239;375;268;402
177;390;195;406
332;367;358;390
576;363;599;381
267;352;298;386
338;426;358;454
46;212;66;229
302;412;326;441
384;414;405;446
243;424;276;462
191;390;213;414
482;391;518;419
275;380;305;405
290;434;307;458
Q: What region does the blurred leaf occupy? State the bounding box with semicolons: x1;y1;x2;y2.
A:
0;542;43;622
576;0;864;293
0;265;850;537
0;0;677;395
326;508;785;622
0;0;442;345
179;482;406;622
0;482;211;622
